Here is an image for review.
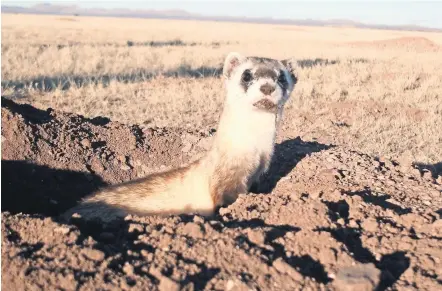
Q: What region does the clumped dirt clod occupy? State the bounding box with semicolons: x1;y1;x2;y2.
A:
2;98;441;290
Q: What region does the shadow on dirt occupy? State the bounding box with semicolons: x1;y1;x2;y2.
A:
232;220;331;284
323;199;350;224
344;189;412;215
66;215;307;288
315;227;410;290
413;162;442;179
287;255;330;283
251;137;333;194
218;218;330;284
1;96;111;126
1;98;53;124
1;160;105;216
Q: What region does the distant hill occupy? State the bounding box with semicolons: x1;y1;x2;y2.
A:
2;3;441;33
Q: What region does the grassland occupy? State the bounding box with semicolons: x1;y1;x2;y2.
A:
2;13;442;165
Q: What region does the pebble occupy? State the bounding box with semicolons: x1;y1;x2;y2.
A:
193;215;204;224
150;267;181;291
123;262;134;276
54;226;71;235
272;257;303;281
80;139;91;148
219;207;230;216
182;222;204;239
247;230;266;245
285;232;296;239
361;219;378;232
225;278;251;291
120;164;131;171
333;263;381;291
81;248;105;262
337;218;345;225
128;223;145;234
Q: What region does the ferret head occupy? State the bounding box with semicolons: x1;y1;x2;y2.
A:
222;52;298;113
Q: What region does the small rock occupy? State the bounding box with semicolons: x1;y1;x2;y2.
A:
337;218;345;225
334;263;381;291
123;262;134;276
90;157;105;174
285;232;296;239
225;278;251;291
182;222;204;239
54;226;71;235
128;223;144;234
193;215;204;224
150;267;181;291
361;219;378;232
80;139;91;148
348;220;359;228
81;248;105;262
400;213;422;228
272;257;303;281
159;276;181;291
120;164;131;171
247;230;266;245
219;207;230;216
163;226;175;234
320;168;343;180
140;250;153;261
71;212;82;219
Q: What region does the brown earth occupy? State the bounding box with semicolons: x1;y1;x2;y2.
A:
1;97;441;291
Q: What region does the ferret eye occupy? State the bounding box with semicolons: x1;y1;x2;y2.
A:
241;70;253;83
278;71;287;87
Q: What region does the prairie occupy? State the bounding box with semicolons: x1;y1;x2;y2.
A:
2;13;442;164
2;13;442;290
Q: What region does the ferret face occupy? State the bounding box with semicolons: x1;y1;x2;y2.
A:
222;52;298;113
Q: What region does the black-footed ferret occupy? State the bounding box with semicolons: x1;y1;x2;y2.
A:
64;52;298;223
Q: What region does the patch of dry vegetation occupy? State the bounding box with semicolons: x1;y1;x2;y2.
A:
2;13;442;164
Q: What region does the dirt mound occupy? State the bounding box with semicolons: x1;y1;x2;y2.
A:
2;98;441;290
347;36;441;53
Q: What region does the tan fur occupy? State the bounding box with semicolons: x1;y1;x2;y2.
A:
64;52;297;223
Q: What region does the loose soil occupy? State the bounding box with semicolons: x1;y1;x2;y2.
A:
1;97;441;290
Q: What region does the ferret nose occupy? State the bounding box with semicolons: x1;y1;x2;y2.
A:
260;84;275;95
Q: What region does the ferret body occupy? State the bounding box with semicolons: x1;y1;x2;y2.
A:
65;52;298;223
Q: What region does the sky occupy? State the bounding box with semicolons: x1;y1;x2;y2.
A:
3;1;442;29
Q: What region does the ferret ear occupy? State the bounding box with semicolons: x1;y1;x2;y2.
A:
223;52;246;79
281;58;298;85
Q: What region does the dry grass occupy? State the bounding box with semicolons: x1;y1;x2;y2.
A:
2;13;442;165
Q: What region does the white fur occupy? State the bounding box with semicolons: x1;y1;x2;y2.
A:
68;52;297;221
